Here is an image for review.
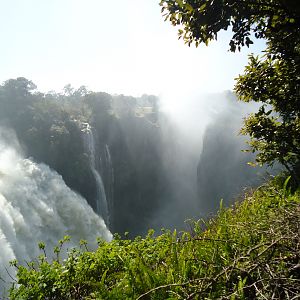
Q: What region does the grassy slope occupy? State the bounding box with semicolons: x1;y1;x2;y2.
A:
7;177;300;299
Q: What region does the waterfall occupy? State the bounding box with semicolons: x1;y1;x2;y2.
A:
0;129;112;293
105;144;114;226
81;123;109;226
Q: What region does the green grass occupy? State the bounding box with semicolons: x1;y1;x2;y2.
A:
5;176;300;299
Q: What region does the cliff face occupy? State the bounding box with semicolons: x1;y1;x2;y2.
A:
92;110;170;236
197;97;270;214
0;79;272;237
0;82;169;236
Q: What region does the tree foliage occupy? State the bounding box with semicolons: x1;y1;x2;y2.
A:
160;0;300;181
160;0;300;51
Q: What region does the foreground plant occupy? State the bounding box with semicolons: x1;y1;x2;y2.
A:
6;177;300;299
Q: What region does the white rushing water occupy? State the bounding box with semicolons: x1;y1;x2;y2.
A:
81;123;109;226
0;129;112;293
104;144;114;226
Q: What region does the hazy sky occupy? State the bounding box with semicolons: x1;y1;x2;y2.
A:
0;0;265;97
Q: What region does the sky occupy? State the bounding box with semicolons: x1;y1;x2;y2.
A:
0;0;266;97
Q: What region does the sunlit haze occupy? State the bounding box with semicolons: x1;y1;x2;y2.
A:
0;0;265;97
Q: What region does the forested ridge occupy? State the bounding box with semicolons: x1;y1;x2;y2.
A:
0;78;170;236
0;78;264;237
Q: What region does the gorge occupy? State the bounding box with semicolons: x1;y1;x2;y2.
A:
0;78;271;291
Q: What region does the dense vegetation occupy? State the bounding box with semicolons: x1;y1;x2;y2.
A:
4;177;299;299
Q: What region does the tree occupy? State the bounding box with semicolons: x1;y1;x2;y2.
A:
0;77;38;121
160;0;300;51
3;77;37;97
160;0;300;182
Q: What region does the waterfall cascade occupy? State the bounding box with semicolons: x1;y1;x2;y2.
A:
81;123;110;226
104;144;114;226
0;130;112;293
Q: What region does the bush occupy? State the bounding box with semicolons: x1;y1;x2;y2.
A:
7;177;300;299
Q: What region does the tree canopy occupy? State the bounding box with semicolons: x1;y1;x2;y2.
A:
160;0;300;182
160;0;300;51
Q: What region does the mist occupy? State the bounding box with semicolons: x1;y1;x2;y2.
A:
146;90;268;230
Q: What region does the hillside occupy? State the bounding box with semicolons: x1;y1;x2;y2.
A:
6;176;300;299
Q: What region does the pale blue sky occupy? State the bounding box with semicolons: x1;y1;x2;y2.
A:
0;0;265;96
